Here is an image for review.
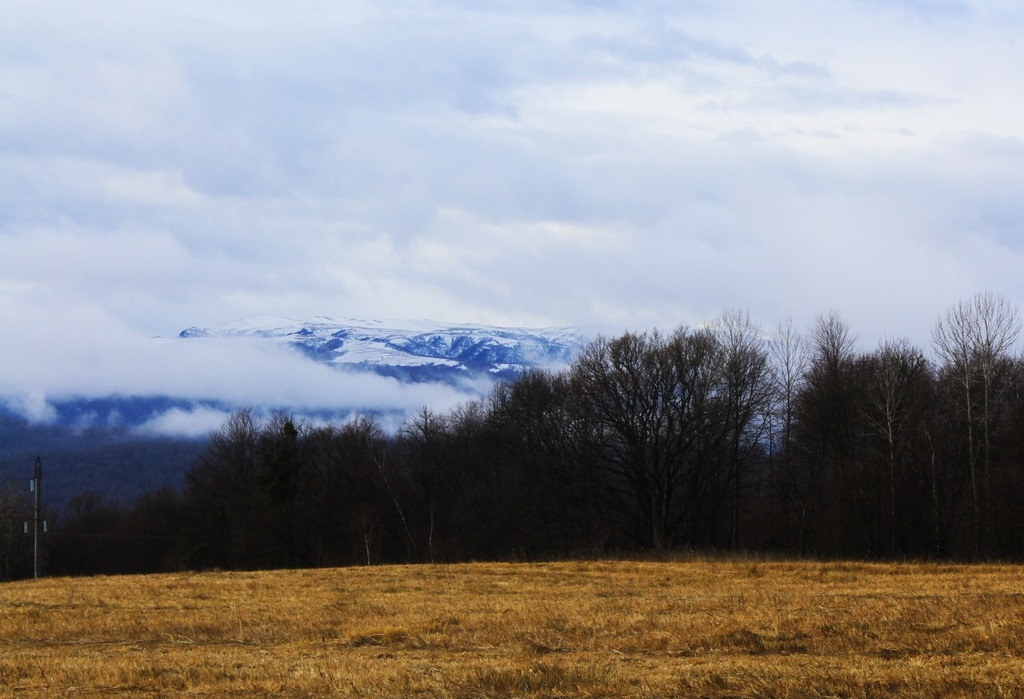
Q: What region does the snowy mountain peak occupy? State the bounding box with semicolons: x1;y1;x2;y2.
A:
178;317;589;383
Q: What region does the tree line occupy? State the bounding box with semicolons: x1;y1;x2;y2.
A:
4;292;1024;578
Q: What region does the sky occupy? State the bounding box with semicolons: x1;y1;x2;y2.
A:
3;0;1024;432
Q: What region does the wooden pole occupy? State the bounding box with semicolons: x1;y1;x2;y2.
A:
33;456;41;580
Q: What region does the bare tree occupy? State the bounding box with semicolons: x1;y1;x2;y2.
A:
184;409;264;569
860;338;930;554
399;407;455;562
569;331;691;550
257;412;305;567
791;311;859;554
932;292;1021;554
304;416;394;566
811;311;858;372
769;318;809;458
0;481;32;580
490;369;620;554
712;309;774;549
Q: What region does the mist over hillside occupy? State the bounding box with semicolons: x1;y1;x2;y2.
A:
0;318;589;508
0;408;205;510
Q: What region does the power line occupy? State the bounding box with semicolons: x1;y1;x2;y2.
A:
47;531;182;540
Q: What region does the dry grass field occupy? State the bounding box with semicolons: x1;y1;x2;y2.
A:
1;559;1023;698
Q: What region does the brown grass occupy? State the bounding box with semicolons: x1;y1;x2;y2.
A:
1;559;1023;697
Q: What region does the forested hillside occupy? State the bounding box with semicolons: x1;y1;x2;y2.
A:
0;412;204;507
5;294;1024;578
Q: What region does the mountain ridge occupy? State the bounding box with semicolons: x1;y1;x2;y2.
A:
178;316;588;382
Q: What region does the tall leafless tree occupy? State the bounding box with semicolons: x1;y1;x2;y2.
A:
933;292;1021;554
793;311;859;554
769;317;809;459
569;331;686;549
184;409;264;568
860;338;930;554
713;309;774;549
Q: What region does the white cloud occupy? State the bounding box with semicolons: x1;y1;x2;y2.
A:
1;392;58;424
0;288;473;426
134;406;235;439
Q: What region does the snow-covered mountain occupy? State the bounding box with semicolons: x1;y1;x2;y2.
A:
178;316;588;384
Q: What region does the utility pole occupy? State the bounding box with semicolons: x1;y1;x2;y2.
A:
29;457;43;579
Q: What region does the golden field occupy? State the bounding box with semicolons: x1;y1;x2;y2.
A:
1;559;1023;697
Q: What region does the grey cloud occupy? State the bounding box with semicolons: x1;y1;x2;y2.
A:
746;85;955;114
3;0;1024;418
852;0;973;23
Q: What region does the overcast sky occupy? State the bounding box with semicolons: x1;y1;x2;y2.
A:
3;0;1024;429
